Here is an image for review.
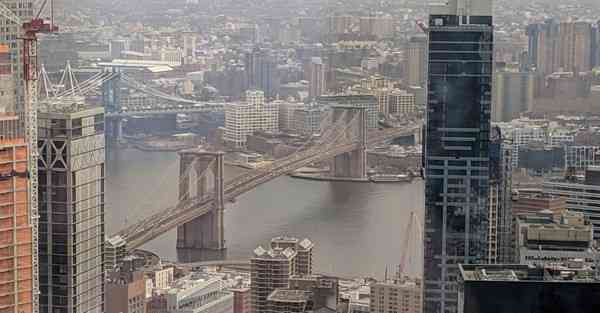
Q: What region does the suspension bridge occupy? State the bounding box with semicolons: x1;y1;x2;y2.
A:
109;106;421;253
39;63;226;116
41;63;421;254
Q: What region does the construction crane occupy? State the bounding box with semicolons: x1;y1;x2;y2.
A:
0;3;57;313
397;211;422;281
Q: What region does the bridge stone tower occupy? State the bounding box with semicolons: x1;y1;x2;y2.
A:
102;69;121;113
330;107;368;178
176;150;225;252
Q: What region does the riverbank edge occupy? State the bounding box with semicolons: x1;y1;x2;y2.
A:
289;173;371;183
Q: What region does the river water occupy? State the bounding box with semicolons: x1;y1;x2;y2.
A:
105;147;424;279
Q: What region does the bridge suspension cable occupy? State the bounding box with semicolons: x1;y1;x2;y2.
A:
54;71;119;99
118;156;217;240
39;64;56;98
120;74;201;105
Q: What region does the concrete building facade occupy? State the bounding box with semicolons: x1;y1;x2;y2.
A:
232;287;250;313
277;101;304;132
0;0;33;110
105;271;147;313
565;145;600;170
308;57;326;100
388;89;415;115
515;209;597;267
292;106;322;136
511;192;566;214
492;70;534;122
406;36;427;88
224;90;279;148
0;44;15;113
370;280;422;313
147;272;234;313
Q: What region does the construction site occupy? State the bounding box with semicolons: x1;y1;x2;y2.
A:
0;114;32;313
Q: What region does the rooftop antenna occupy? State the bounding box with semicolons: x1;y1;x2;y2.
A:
385;265;388;281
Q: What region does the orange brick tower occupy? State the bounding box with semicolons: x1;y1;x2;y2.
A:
0;114;32;313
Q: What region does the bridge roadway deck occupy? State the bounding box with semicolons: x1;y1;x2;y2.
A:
116;126;419;250
106;104;224;117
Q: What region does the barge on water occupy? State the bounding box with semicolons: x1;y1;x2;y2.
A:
369;174;413;183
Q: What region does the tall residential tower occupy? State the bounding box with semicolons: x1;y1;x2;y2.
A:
38;102;106;313
423;1;494;312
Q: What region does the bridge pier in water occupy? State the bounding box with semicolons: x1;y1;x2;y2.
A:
176;150;225;256
330;107;368;179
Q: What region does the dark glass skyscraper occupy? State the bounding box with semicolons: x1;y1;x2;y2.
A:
423;1;494;313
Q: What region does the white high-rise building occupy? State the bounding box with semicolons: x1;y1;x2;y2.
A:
389;89;416;115
224;90;279;148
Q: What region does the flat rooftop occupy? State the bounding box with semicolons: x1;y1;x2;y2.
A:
267;289;311;303
460;264;599;283
252;246;296;260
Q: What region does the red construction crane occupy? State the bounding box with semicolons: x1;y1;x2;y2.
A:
0;3;57;313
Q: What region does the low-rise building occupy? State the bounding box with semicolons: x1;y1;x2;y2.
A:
267;289;313;313
543;167;600;239
370;279;422;313
458;263;600;313
147;272;235;313
232;287;251;313
515;209;597;266
105;270;147;313
105;235;128;271
565;145;600;170
278;101;305;132
511;191;566;214
292;106;322;136
289;275;338;310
